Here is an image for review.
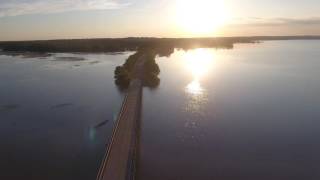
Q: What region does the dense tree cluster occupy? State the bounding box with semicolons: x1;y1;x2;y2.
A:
0;37;255;53
114;48;162;90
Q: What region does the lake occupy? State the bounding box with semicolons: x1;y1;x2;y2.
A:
0;52;131;180
138;40;320;180
1;40;320;180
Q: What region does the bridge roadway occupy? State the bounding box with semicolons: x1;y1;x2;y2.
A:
96;56;145;180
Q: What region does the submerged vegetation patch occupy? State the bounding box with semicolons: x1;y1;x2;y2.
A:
51;103;73;109
0;104;20;112
0;51;51;58
89;61;100;65
94;120;110;129
54;57;86;61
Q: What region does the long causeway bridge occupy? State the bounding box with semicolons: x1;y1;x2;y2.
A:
96;56;145;180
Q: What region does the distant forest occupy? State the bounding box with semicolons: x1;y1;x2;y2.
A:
0;36;320;53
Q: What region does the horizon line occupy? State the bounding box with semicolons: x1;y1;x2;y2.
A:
1;35;320;42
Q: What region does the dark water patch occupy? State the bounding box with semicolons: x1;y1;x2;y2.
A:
11;121;17;127
89;61;100;65
22;53;51;59
94;120;110;129
54;57;86;61
51;103;73;109
105;52;126;55
0;104;20;112
0;51;51;58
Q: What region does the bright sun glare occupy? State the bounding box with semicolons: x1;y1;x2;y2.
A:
184;49;215;79
183;49;215;95
176;0;229;36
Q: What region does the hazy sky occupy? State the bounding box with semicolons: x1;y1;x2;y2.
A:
0;0;320;40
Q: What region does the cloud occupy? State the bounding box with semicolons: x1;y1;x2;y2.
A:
229;17;320;27
275;17;320;26
0;0;130;17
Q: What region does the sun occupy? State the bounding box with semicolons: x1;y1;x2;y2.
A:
175;0;229;36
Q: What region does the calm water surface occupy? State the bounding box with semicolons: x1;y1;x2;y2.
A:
138;41;320;180
0;53;130;180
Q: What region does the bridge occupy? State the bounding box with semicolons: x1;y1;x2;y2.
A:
96;56;145;180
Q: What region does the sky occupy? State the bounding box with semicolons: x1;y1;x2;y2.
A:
0;0;320;41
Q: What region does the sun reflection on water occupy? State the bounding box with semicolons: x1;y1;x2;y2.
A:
181;48;215;123
186;79;203;95
183;48;215;95
184;49;214;79
178;49;216;142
